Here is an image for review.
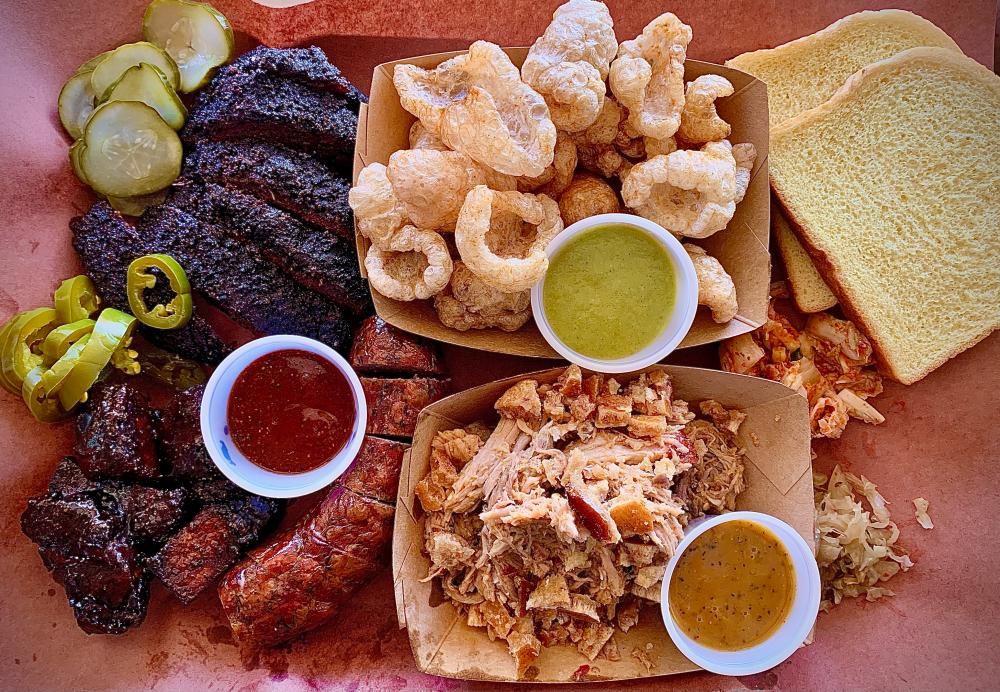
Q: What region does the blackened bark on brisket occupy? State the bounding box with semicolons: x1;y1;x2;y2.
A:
167;181;371;315
183;140;355;239
182;73;358;172
134;202;352;352
69;204;231;364
225;45;367;112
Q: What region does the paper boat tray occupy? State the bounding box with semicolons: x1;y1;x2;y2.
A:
354;48;771;357
392;365;811;683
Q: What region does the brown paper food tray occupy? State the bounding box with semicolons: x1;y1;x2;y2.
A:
392;364;812;683
353;48;771;358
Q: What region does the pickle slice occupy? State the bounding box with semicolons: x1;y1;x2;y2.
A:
143;0;234;93
101;63;187;129
58;71;98;140
79;101;182;197
76;50;115;76
107;189;169;216
69;140;89;185
90;42;181;98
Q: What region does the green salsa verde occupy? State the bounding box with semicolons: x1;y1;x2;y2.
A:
542;223;677;360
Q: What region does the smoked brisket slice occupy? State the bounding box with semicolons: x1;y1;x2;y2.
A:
182;72;357;172
70;203;230;364
183;140;355;239
134;202;352;353
167;181;371;315
220;45;367;112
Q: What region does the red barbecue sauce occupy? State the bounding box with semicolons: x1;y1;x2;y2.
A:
227;349;355;473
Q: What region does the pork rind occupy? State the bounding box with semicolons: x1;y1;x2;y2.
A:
620;140;738;238
609;13;692;140
815;466;914;611
365;225;453;301
677;75;734;144
408;120;448;150
394;41;557;177
521;0;618;132
455;186;563;292
517;131;577;198
387;149;514;231
434;262;532;332
685;244;737;323
558;173;621;226
732;142;756;203
348;163;408;249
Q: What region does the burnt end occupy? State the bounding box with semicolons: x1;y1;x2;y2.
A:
214;494;284;549
182;73;357;172
349;316;445;376
115;485;189;545
149;506;240;604
21;495;148;635
159;385;219;481
183;140;355;239
74;382;161;481
167;181;371;316
69;203;231;365
361;377;451;438
218;486;393;647
149;494;283;605
224;45;367;112
336;435;409;503
189;477;248;503
47;456;96;497
136;203;352;354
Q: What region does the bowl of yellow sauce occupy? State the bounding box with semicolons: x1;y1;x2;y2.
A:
531;213;698;373
660;511;821;675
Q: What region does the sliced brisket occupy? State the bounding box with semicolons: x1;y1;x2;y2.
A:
70;203;231;365
167;181;370;315
183;139;355;239
182;72;357;172
134;202;351;352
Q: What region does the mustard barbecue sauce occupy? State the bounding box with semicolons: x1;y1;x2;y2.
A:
668;520;796;651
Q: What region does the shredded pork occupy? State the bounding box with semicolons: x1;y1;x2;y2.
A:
416;366;748;677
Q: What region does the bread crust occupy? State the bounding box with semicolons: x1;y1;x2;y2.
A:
770;48;1000;384
772;207;837;313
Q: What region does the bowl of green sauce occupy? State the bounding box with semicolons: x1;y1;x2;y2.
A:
531;213;698;373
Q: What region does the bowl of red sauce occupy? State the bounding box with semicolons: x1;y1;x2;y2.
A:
200;335;367;498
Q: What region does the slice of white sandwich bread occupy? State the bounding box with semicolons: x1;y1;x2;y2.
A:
725;9;962;127
773;207;837;313
769;47;1000;384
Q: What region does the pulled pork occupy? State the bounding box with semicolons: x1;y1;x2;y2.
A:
415;366;747;677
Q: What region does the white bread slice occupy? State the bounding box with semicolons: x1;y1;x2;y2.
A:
770;48;1000;384
725;10;961;127
773;208;837;313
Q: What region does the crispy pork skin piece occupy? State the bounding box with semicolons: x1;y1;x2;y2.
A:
349;316;445;376
224;45;367;112
21;493;149;635
361;377;451;437
217;436;408;647
74;381;161;481
69;203;231;364
182;73;358;172
150;495;282;604
183;140;356;240
135;203;352;353
167;182;371;315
